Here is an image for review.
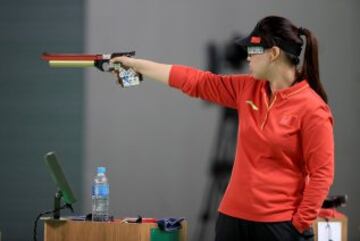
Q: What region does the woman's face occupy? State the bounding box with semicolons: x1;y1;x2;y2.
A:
247;49;272;80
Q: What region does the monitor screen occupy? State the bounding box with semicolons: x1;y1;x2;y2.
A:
44;152;77;205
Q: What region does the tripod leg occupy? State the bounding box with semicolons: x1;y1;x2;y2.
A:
193;176;223;241
193;108;238;241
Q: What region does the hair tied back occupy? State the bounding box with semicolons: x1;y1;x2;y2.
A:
298;27;306;36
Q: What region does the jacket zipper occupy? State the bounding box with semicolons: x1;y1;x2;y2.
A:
261;94;277;130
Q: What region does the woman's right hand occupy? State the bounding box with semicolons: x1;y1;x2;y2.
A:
110;56;172;85
110;56;137;70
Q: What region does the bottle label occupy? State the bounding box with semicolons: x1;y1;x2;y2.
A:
92;184;109;197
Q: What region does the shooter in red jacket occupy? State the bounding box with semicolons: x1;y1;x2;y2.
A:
111;15;334;241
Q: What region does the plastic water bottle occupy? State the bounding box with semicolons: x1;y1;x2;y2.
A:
92;166;110;221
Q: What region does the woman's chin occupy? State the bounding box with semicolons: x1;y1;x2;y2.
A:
248;69;254;77
249;71;258;79
250;72;264;80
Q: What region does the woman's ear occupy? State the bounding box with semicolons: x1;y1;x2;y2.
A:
270;46;281;62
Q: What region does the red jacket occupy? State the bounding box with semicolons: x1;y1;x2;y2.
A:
169;65;334;232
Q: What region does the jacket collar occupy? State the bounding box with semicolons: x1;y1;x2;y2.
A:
263;80;309;100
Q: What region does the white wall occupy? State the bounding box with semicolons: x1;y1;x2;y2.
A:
84;0;360;240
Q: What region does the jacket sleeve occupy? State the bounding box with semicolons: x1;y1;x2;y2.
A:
169;65;251;109
292;105;335;233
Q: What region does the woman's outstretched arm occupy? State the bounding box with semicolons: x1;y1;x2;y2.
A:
110;56;172;85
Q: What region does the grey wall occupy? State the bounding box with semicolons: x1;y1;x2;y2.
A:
85;0;360;240
0;1;84;240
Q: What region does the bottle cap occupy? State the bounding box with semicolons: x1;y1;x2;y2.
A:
97;166;106;174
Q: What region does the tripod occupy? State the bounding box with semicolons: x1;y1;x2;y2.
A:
193;107;238;241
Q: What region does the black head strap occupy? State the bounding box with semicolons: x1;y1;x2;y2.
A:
236;25;303;57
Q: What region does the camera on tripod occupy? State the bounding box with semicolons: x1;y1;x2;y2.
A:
321;195;347;209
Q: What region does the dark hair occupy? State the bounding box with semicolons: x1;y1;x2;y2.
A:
256;16;328;103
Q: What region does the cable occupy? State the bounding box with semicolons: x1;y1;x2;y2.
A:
33;204;68;241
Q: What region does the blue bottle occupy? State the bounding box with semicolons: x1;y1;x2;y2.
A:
92;166;110;221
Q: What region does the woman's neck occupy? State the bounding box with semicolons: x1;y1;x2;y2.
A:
267;64;297;94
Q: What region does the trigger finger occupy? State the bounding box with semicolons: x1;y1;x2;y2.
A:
111;70;118;76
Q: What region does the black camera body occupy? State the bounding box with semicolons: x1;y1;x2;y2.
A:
321;195;347;209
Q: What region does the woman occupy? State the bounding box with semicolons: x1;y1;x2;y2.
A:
111;16;334;241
